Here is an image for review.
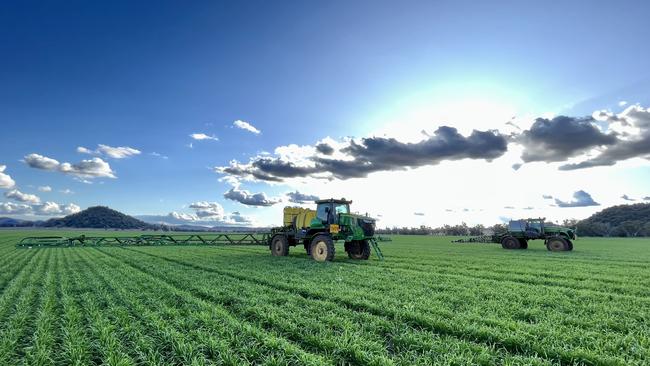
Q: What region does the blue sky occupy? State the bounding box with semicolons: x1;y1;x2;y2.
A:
1;0;650;226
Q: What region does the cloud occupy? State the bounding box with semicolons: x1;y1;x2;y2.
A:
217;126;508;182
233;120;261;134
0;201;80;216
0;165;16;189
24;154;60;170
226;211;252;224
60;189;74;194
78;144;141;159
286;191;320;204
150;152;169;159
511;163;522;171
224;187;281;206
24;154;116;179
621;194;635;201
188;201;225;219
414;212;425;216
33;202;81;215
542;195;553;199
504;206;515;209
518;116;617;163
138;203;253;226
38;186;52;192
619;101;628;107
190;133;219;141
560;105;650;170
0;202;32;215
4;189;41;204
315;143;335;155
644;196;650;201
554;190;600;208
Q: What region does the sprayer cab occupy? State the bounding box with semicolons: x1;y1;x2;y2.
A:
269;198;383;262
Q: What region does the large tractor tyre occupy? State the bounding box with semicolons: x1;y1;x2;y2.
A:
546;237;569;251
346;240;371;260
501;236;521;249
567;240;574;251
310;235;335;262
518;238;528;249
270;235;289;256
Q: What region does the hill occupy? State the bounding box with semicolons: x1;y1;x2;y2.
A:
577;203;650;237
44;206;154;229
0;217;43;227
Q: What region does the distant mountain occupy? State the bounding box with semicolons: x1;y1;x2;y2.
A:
44;206;154;229
0;217;42;227
577;203;650;237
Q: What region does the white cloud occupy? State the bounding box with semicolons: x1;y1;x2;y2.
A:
25;154;116;179
4;189;41;204
224;187;282;206
78;144;141;159
38;186;52;192
619;101;628;107
63;203;81;214
60;189;74;194
0;165;16;189
233;120;261;134
150;152;169;159
59;158;116;178
190;133;219;141
33;202;81;216
188;201;225;219
0;200;81;216
0;202;32;215
138;203;254;227
96;145;141;159
24;154;60;170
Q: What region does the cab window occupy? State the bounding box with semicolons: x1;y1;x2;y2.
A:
316;204;330;222
334;204;349;214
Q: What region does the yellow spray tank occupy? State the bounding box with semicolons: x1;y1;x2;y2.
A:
283;206;316;229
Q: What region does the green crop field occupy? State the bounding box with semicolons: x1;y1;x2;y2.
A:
0;230;648;365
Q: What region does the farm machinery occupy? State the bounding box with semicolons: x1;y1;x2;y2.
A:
453;218;576;251
269;198;384;262
16;198;387;262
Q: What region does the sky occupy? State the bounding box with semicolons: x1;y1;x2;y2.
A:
1;0;650;228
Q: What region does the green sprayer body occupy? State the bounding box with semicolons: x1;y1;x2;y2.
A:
270;198;385;261
453;218;576;251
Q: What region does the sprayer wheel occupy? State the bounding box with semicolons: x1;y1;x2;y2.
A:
501;236;521;249
518;238;528;249
346;240;371;260
271;234;289;256
310;234;335;262
546;237;569;251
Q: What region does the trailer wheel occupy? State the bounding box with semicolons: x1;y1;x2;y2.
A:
518;238;528;249
271;235;289;256
310;235;335;262
501;236;520;249
546;237;569;251
346;240;370;260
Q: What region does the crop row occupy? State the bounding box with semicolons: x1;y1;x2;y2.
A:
94;246;555;365
118;246;649;365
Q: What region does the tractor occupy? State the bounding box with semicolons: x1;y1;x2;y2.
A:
454;218;576;251
268;198;380;261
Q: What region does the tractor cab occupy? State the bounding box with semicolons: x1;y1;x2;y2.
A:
315;198;351;225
